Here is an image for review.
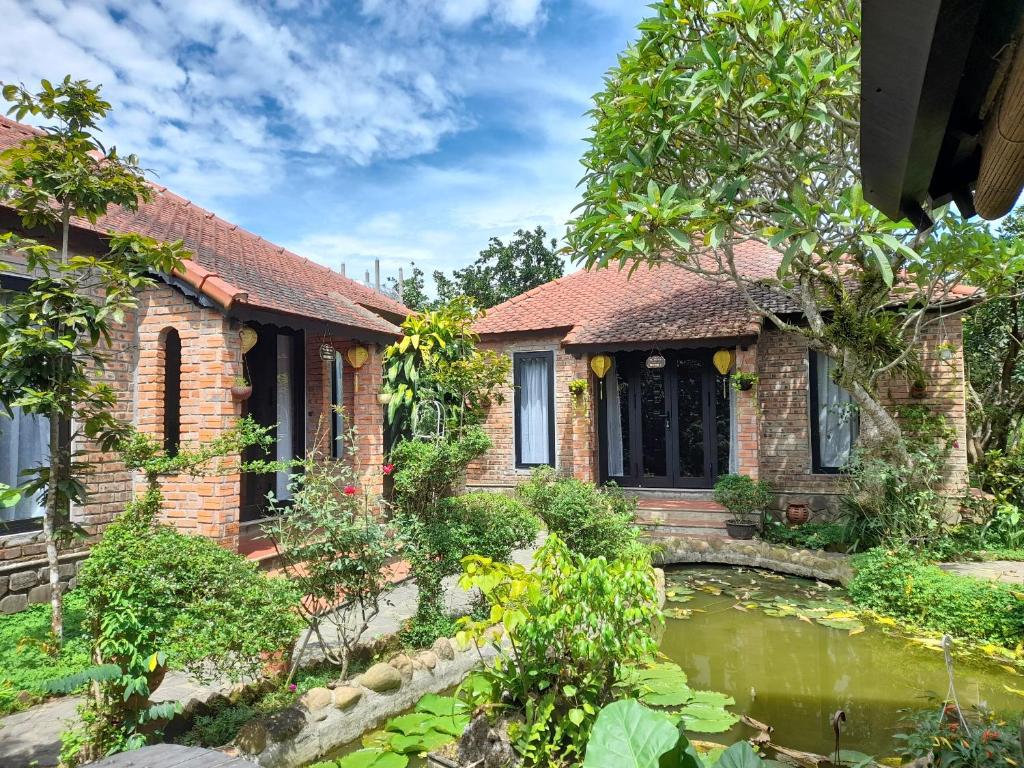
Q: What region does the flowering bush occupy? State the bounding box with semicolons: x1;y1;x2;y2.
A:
894;704;1023;768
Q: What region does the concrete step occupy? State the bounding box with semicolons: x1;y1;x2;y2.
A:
626;488;716;502
636;511;730;528
643;525;729;541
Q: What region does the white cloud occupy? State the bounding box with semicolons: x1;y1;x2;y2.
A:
360;0;546;32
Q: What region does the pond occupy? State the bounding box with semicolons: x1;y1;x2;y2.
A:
320;565;1021;766
660;565;1021;756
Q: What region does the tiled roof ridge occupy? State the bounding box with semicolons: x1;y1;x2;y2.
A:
0;115;408;332
143;182;405;316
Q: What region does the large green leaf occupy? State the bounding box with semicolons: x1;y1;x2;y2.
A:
584;699;679;768
715;742;763;768
387;729;454;755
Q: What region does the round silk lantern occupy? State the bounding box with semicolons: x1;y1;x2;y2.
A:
590;354;612;379
345;345;369;370
713;348;735;376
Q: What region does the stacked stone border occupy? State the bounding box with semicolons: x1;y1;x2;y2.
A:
0;546;88;614
228;637;497;768
653;538;853;585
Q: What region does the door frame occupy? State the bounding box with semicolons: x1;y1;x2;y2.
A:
598;349;724;489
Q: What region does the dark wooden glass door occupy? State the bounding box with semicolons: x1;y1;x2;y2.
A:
600;351;725;488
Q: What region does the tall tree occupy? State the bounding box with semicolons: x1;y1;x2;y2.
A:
567;0;1018;457
964;212;1024;465
0;78;185;641
434;226;563;309
384;262;431;312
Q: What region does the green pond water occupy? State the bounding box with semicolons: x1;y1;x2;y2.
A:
322;565;1021;765
659;565;1021;756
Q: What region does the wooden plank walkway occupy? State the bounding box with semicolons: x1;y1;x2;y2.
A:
91;744;250;767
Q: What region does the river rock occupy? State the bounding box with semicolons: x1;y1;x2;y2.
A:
0;593;27;614
333;685;362;710
389;653;415;682
432;637;455;660
9;570;37;592
263;707;307;742
235;720;268;754
357;662;402;692
300;686;333;711
414;651;438;670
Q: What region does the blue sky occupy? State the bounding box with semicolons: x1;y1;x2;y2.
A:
0;0;646;287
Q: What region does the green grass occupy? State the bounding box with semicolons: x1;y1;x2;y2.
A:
0;591;92;715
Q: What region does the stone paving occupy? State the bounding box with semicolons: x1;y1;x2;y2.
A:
938;560;1024;584
0;545;537;768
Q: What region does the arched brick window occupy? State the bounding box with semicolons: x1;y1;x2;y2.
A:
163;329;182;456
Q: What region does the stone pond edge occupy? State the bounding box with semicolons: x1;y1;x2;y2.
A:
653;538;853;585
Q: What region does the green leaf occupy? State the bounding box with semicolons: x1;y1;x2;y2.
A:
337;748;409;768
583;699;679;768
716;742;763;768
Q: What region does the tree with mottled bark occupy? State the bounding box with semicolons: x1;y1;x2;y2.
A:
567;0;1021;457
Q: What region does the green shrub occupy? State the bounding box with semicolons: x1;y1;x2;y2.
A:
439;492;540;562
457;535;661;766
391;428;539;626
848;548;1024;646
518;467;640;559
63;490;302;764
762;520;848;551
894;704;1023;768
712;474;772;523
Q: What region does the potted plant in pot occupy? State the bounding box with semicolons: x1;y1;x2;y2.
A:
230;375;252;402
713;474;772;539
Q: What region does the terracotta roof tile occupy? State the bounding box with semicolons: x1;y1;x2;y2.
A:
0;116;407;337
475;242;783;347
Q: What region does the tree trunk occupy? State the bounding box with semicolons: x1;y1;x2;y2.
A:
848;379;908;462
45;410;63;643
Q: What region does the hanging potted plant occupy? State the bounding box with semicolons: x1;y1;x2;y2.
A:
731;370;758;392
713;474;773;540
909;375;927;399
568;378;589;415
230;375;252;402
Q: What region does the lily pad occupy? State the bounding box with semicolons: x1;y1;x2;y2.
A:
680;703;740;734
336;749;410;768
387;729;454;755
689;690;736;707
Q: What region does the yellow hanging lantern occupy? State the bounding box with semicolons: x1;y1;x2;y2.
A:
713;348;735;376
239;326;258;354
346;345;369;370
346;345;369;393
590;354;612;379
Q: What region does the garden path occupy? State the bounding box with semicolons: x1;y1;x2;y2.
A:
938;560;1024;584
0;542;538;768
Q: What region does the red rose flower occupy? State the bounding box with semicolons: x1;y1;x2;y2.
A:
382;463;395;476
343;485;357;496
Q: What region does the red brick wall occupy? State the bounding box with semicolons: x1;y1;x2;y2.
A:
756;319;968;510
303;337;385;498
132;283;246;547
468;325;969;506
466;335;588;488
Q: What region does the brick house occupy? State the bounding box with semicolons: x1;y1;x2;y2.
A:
467;244;970;537
0;116;406;611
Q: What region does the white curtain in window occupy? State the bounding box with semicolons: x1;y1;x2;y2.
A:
519;356;550;465
605;358;624;476
816;353;855;468
276;334;294;500
0;407;49;522
332;350;345;459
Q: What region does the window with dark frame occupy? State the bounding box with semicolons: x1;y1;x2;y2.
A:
163;329;182;457
808;350;859;473
513;351;555;468
331;349;344;459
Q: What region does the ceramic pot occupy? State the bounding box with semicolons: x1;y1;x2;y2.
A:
725;519;758;540
230;384;253;402
910;383;927;399
786;502;811;525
